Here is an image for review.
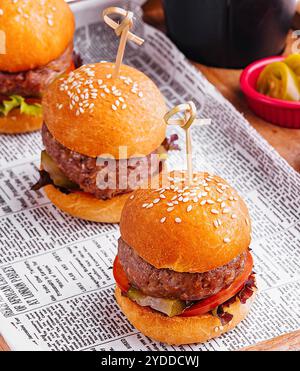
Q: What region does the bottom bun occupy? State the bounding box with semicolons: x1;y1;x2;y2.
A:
115;287;256;345
0;109;42;134
45;185;131;223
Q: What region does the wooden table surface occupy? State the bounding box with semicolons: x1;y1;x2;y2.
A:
0;0;299;352
0;336;9;351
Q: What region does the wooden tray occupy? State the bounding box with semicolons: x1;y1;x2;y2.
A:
1;331;300;351
1;0;299;352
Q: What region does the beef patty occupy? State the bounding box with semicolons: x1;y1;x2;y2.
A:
0;44;74;98
42;124;163;200
118;238;247;301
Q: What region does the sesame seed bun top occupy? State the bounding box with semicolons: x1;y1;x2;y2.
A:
120;171;252;273
0;0;75;72
43;62;167;159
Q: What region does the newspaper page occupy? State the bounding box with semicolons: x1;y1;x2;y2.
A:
0;0;299;351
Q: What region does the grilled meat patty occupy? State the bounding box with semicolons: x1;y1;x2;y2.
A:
0;44;74;98
118;238;247;301
42;124;163;200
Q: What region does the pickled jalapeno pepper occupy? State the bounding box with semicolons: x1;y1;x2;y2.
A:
257;61;300;101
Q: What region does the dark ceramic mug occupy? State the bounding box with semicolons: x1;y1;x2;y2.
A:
163;0;297;68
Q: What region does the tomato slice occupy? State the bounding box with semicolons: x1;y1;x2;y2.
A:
181;252;254;317
113;256;130;293
113;252;254;318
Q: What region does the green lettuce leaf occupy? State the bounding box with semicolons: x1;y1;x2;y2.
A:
0;95;42;117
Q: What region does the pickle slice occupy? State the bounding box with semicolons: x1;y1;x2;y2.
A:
127;288;187;317
257;61;300;101
284;54;300;77
41;151;79;190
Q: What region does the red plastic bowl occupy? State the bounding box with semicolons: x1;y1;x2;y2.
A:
240;56;300;129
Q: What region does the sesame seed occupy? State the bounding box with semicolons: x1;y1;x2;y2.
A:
122;104;127;110
207;200;215;205
187;205;193;213
224;238;231;243
167;203;174;207
160;217;167;224
175;218;182;224
232;214;237;219
0;9;4;16
112;105;117;111
183;198;189;203
200;200;206;205
160;194;166;199
167;207;174;212
171;196;178;201
216;188;224;194
142;204;149;208
223;208;230;214
221;202;226;208
214;220;219;228
130;195;135;200
153;199;160;204
211;209;219;215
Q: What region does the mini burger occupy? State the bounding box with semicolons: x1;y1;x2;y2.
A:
114;172;257;345
32;63;177;223
0;0;76;134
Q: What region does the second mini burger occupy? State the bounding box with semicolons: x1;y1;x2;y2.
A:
33;62;173;223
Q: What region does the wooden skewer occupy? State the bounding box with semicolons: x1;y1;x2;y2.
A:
103;7;145;78
164;102;198;184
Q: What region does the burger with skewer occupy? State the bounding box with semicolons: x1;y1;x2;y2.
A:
0;0;76;134
32;62;177;223
114;171;257;345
